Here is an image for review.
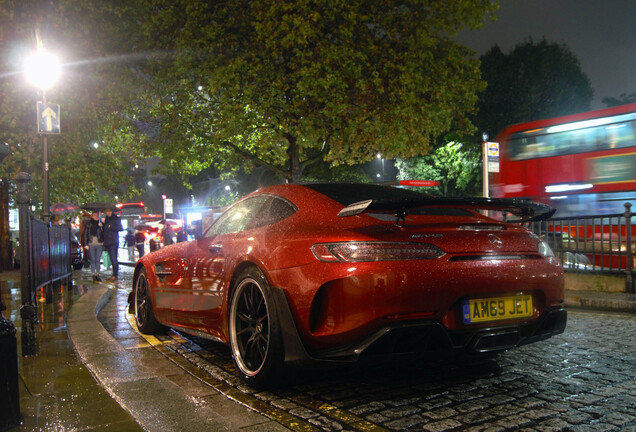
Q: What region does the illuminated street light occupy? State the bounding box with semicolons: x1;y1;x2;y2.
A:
25;49;60;90
25;45;61;221
376;153;385;180
147;180;153;187
93;142;99;149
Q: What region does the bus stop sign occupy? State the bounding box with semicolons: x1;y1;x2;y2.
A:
487;142;499;173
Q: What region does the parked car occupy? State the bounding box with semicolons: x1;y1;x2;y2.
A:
131;183;566;387
71;234;83;270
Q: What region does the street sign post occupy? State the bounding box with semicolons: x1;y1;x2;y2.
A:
482;141;500;197
36;102;60;134
164;198;173;218
487;142;500;173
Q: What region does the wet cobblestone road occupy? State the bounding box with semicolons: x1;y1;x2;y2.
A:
106;266;636;431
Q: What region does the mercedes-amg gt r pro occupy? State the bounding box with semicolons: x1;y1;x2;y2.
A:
131;183;566;387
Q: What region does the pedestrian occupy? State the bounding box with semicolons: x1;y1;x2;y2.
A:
161;221;175;247
103;206;123;282
125;228;136;262
82;211;104;282
134;227;145;258
176;227;187;243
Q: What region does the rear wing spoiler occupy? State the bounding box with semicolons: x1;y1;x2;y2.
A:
338;197;555;223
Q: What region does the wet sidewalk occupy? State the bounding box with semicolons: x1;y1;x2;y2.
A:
1;268;287;432
0;271;143;431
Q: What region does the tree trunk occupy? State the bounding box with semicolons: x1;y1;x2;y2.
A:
0;179;11;271
286;134;302;183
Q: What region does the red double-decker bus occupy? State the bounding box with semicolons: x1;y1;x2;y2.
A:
492;103;636;218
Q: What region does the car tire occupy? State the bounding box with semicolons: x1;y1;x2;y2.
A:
72;262;83;270
229;266;284;388
134;268;164;334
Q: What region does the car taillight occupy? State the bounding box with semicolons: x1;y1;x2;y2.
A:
311;242;445;262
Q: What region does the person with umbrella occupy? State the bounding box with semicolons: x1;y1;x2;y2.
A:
82;211;104;282
102;206;123;282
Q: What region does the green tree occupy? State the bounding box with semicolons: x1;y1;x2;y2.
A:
475;39;594;139
395;140;481;196
603;92;636;107
0;0;142;210
89;0;497;183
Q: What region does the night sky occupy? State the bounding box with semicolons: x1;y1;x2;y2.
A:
457;0;636;110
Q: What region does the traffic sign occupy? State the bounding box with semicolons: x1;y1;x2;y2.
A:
37;102;60;134
486;141;499;173
164;198;173;215
487;142;499;157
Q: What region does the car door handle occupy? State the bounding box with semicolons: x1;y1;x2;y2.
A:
209;244;223;253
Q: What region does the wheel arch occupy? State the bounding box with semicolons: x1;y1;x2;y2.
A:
225;259;313;365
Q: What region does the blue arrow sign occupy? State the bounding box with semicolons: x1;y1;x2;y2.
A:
37;102;61;134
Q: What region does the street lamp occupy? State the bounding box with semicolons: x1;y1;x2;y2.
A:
376;153;385;180
25;46;60;221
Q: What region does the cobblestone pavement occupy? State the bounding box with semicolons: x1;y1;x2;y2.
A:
107;266;636;431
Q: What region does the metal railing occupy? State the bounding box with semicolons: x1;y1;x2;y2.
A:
526;202;634;293
16;172;72;355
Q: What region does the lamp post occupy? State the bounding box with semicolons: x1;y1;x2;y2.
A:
25;45;60;221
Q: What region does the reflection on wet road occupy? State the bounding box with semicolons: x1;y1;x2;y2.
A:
107;266;636;431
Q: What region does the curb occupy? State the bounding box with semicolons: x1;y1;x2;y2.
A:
66;283;288;432
565;291;636;314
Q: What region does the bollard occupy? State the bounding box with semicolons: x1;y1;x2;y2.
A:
0;282;22;429
16;173;37;356
625;203;634;294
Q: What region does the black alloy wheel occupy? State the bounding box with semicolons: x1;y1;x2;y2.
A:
134;268;162;334
229;267;283;388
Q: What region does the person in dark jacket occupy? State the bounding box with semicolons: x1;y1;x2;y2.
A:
134;228;146;258
161;221;175;247
103;207;123;282
125;229;136;262
82;211;103;282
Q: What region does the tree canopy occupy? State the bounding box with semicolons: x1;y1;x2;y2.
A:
474;38;593;139
603;91;636;108
1;0;499;214
0;0;142;209
395;140;481;196
89;0;497;183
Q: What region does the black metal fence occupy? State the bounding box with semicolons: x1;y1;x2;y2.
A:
527;202;634;293
16;173;72;355
31;221;71;289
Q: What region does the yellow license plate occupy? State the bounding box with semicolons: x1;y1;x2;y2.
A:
463;295;533;324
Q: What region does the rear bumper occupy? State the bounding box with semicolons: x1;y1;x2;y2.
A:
271;286;566;365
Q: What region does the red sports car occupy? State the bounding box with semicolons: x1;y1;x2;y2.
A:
131;183;566;387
